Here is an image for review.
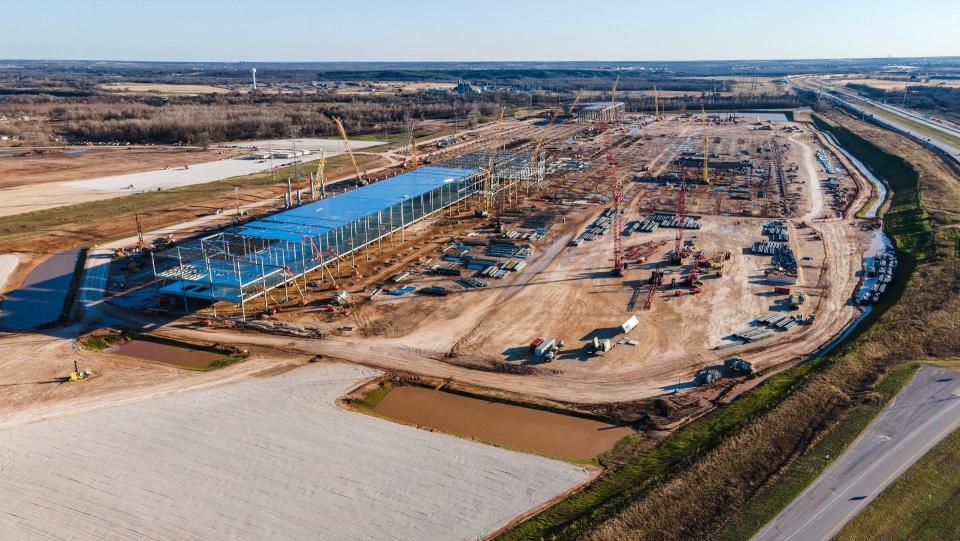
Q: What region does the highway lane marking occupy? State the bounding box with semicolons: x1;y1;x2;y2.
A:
777;394;960;541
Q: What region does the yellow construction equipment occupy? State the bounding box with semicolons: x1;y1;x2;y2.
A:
653;85;663;121
68;339;90;382
530;104;562;165
563;90;582;118
135;213;147;250
314;149;327;197
405;118;419;169
333;116;366;185
701;105;710;185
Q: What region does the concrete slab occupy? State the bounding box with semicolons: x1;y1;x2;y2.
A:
0;362;588;540
0;253;19;293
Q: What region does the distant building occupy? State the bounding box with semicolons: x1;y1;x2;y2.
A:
454;80;480;94
575;102;625;123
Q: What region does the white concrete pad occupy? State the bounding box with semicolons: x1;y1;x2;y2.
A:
224;137;386;152
0;362;588;540
0;253;19;293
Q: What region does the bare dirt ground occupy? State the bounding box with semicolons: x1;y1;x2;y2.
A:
98;82;234;94
80;114;873;405
3;114;873;409
259;116;869;401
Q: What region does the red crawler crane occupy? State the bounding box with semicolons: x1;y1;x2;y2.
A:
644;264;662;310
673;178;687;263
599;76;625;276
600;123;625;275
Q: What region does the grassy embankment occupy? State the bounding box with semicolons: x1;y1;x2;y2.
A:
500;110;952;540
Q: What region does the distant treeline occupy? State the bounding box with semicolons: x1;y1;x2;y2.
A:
0;87;806;145
625;93;804;113
2;92;535;145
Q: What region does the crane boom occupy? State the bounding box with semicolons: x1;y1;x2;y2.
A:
405;118;419;169
314;149;327;198
653;85;663;121
530;104;563;165
600;78;625;276
333;116;366;185
701;105;710;185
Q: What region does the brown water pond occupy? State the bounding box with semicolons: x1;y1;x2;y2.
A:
373;386;634;461
107;340;225;369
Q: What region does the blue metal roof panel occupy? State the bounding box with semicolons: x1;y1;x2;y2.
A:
264;166;475;226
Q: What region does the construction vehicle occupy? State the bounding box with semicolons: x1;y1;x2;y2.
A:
695;368;722;385
135;214;148;250
588;336;613;355
68;340;91;382
421;285;449;297
724;356;753;374
333;116;367;185
534;337;558;360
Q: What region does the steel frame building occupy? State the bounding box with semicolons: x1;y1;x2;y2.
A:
151;154;543;318
576;102;626;123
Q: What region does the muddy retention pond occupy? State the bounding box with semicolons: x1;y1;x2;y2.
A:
106;339;227;369
373;385;634;461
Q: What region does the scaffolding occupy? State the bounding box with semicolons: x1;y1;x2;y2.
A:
151;157;541;317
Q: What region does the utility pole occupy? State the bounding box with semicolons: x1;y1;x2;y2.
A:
235;186;241;216
72;339;79;374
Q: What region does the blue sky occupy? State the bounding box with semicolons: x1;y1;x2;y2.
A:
1;0;957;62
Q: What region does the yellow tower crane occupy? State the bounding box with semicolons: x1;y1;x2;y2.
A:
701;105;710;185
653;84;664;121
530;104;562;166
314;149;327;197
405;118;419;169
333;116;366;186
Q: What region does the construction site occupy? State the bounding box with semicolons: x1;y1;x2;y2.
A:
77;90;878;408
0;61;932;541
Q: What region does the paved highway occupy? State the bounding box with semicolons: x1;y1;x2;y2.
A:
787;75;960;160
753;364;960;541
